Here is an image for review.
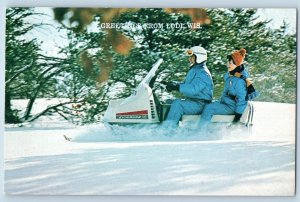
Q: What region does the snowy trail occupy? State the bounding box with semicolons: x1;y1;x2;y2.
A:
4;102;295;195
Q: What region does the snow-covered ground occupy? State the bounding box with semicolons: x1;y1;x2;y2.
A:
4;101;295;195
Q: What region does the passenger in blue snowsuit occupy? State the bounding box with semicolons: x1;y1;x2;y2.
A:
164;46;214;126
223;63;259;101
200;48;249;125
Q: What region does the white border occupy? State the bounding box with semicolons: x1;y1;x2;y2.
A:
0;0;298;202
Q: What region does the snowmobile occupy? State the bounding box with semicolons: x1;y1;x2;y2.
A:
103;58;254;130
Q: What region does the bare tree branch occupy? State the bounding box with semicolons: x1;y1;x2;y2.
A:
27;99;84;122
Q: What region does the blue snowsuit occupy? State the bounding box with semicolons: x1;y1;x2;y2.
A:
165;62;214;125
200;73;248;123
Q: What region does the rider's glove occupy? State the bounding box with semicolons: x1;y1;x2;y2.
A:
161;81;179;92
232;113;242;124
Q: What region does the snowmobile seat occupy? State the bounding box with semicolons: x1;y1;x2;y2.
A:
181;102;254;128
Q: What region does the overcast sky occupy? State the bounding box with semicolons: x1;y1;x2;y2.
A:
256;8;296;33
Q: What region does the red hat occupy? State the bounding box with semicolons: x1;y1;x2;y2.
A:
231;48;246;66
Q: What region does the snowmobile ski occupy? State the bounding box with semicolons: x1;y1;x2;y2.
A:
63;135;72;141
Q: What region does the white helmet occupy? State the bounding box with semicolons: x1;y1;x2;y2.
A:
186;46;207;64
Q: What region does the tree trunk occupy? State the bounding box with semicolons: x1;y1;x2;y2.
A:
5;88;20;123
23;94;36;121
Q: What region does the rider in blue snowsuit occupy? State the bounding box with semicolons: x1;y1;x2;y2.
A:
200;48;248;125
164;46;214;126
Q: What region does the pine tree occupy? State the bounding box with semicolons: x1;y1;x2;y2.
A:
5;8;109;124
5;8;45;123
106;8;296;104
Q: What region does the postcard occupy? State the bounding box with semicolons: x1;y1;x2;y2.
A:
4;7;296;195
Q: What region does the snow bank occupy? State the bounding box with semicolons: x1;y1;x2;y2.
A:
4;101;295;195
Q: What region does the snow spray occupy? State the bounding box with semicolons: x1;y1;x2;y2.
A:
69;122;250;142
